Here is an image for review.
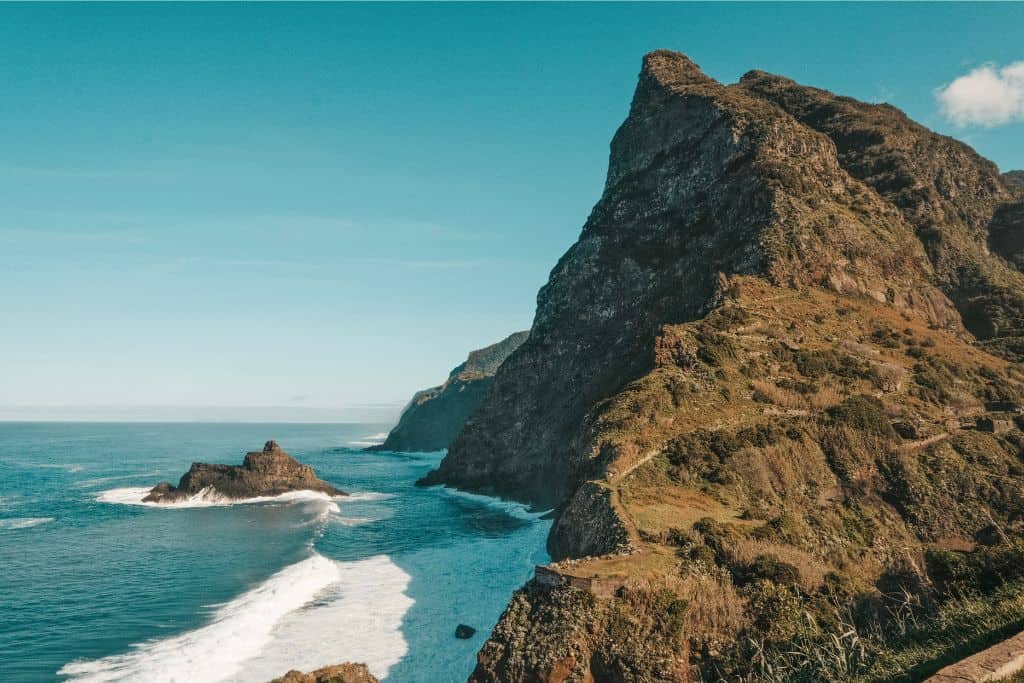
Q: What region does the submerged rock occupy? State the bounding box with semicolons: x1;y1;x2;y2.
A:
455;624;476;639
269;663;377;683
143;440;344;502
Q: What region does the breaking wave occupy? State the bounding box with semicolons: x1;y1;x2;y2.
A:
441;487;550;521
0;517;55;530
59;553;412;682
95;487;342;513
347;431;389;447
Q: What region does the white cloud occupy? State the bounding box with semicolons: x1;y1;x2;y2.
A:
936;61;1024;127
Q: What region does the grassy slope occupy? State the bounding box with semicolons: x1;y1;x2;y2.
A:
553;275;1024;680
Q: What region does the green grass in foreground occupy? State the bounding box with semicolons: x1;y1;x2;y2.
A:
861;581;1024;682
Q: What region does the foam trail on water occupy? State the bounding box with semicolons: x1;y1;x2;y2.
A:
0;517;55;530
441;487;550;521
347;431;389;447
96;487;341;513
58;553;412;683
227;555;412;681
344;491;394;502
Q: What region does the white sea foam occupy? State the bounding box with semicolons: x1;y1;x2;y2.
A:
16;461;85;472
96;487;342;513
0;516;55;530
347;431;389;447
344;491;394;502
58;553;412;683
441;487;550;521
227;555;412;681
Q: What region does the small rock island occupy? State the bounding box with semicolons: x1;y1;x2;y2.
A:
143;440;344;503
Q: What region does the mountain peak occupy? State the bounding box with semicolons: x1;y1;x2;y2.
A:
640;49;713;89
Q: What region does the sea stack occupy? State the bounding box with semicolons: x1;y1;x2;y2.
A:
143;440;344;503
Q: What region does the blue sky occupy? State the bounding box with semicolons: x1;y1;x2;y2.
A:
1;3;1022;422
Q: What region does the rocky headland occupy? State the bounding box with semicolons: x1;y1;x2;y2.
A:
370;331;528;452
143;440;344;503
417;50;1024;681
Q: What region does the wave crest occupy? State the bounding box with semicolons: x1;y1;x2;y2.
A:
96;487;342;513
58;553;411;683
0;517;55;530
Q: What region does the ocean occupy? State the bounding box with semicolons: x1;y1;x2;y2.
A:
0;422;551;682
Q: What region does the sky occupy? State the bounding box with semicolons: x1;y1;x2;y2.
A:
1;3;1022;422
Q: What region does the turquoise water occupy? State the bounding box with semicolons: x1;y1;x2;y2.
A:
0;423;550;682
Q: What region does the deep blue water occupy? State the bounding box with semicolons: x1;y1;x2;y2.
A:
0;423;550;683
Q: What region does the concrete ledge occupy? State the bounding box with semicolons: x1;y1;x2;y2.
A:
927;630;1024;682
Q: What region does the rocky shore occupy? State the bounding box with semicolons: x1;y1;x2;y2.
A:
143;440;344;503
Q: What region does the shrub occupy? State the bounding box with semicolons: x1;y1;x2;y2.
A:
825;395;896;439
737;554;802;588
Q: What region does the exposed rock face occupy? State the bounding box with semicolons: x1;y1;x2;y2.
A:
990;199;1024;272
738;72;1024;352
427;50;1024;682
269;663;377;683
425;48;960;511
549;482;633;559
1006;170;1024;191
369;331;528;452
143;441;343;502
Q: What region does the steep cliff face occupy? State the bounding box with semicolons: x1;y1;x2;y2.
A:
425;49;958;510
369;331;527;452
434;51;1024;682
739;72;1024;353
990;199;1024;273
1006;170;1024;191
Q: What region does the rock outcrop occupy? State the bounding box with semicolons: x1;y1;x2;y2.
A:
143;441;343;502
269;663;377;683
738;71;1024;353
416;50;1024;682
1006;170;1024;191
369;331;528;452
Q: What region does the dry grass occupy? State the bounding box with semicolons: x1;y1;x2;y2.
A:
679;569;749;650
725;441;834;503
625;482;753;535
626;569;749;651
752;378;846;412
723;538;830;591
840;339;881;358
808;382;845;409
752;379;806;409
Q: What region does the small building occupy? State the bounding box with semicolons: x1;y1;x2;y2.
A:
977;416;1015;433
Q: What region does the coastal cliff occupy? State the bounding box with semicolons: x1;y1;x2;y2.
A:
419;51;1024;681
370;331;527;452
144;440;343;502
